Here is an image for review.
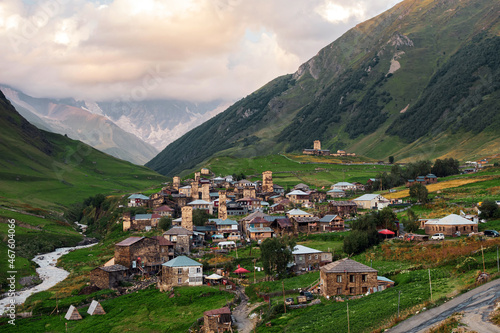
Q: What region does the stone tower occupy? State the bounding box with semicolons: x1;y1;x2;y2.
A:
314;140;321;151
218;191;227;220
262;171;273;193
201;183;210;202
191;181;199;200
243;186;256;199
194;172;201;182
181;206;193;231
173;176;180;190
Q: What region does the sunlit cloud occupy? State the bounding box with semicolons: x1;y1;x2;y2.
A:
0;0;402;102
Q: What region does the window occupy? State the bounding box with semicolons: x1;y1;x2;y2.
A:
298;255;304;262
349;287;355;294
315;254;318;260
336;288;342;295
349;275;355;283
308;255;311;260
196;267;201;273
362;274;367;282
177;278;182;284
336;275;342;282
178;268;182;274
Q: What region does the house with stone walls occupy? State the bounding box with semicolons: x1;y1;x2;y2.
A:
154;205;174;217
90;264;129;290
209;218;241;242
320;258;378;297
114;237;161;272
292;245;332;273
158;256;203;291
127;194;149;207
163;226;194;255
151;236;175;262
319;215;345;231
246;216;274;241
424;214;478;236
203;307;232;333
286;190;310;205
328;201;358;217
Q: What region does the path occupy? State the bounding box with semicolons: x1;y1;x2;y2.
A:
232;287;263;333
387;278;500;333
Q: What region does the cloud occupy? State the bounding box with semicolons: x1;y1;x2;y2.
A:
0;0;402;102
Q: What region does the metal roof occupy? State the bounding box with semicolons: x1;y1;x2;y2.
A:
204;306;231;316
354;194;384;201
319;215;339;223
188;199;211;205
333;182;355;186
287;209;311;216
287;190;309;196
162;256;202;267
99;264;128;272
128;194;149;200
135;214;153;220
209;218;238;225
163;226;194;235
292;245;323;255
247;226;274;233
115;237;144;246
425;214;477;226
321;258;377;273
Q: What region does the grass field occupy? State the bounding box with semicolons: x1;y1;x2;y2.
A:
1;286;234;333
204;154;391;189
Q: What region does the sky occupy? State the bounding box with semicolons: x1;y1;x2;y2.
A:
0;0;403;102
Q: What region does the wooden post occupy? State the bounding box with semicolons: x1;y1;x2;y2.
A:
428;269;432;301
397;290;401;318
347;302;350;333
253;258;257;284
481;245;485;272
497;246;499;273
282;280;286;314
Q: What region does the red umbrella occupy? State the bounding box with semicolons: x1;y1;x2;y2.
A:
378;229;395;235
234;265;250;274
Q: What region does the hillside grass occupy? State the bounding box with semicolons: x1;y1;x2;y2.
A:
1;286;234;333
204;154;391;189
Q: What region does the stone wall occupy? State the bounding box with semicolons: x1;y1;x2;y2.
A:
425;223;477;236
262;171;273;193
218;191;227;220
182;206;193;231
173;176;180;190
114;238;159;268
321;270;377;297
191;181;199;200
202;184;210;202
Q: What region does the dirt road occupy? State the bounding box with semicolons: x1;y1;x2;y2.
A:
387;278;500;333
232;287;263;333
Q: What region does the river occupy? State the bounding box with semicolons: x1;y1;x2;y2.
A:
0;242;96;316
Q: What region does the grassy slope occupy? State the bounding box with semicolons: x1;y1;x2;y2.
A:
203;154;391;188
1;286;233;333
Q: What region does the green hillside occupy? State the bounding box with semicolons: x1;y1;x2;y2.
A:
0;91;167;210
147;0;500;176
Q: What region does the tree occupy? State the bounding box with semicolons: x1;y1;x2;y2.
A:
401;209;419;233
479;200;500;219
409;183;429;203
389;156;395;164
343;213;380;255
260;236;296;279
159;216;172;231
193;209;210;226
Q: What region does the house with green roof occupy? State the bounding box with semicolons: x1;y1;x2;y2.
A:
159;256;203;291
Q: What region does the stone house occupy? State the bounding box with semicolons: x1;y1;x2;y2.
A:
127;194;149;207
320;258;378;297
294;183;310;192
188;199;212;214
179;185;192;197
353;194;389;210
203;307;232;333
319;215;345;231
424;214;478;236
90;264;129;289
209;218;241;241
159;256;203;291
246;217;274;241
163;226;194;255
292;216;321;234
286;190;310;205
153;205;174;217
273;184;285;195
309;190;327;202
127;213;161;231
286;208;313;219
267;216;294;236
152;236;175;262
236;197;261;212
328;201;358;217
292;245;332;272
327;189;346;198
114;237;161;272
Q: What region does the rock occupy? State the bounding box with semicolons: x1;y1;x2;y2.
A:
77;237;99;246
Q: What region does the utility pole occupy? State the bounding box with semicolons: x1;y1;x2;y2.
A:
282;280;286;314
397;290;401;318
428;269;432;302
481;245;486;272
347;302;350;333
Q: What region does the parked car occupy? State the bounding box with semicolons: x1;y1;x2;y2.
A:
431;233;445;240
299;290;314;301
484;230;500;237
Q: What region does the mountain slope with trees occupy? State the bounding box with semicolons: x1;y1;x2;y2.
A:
147;0;500;177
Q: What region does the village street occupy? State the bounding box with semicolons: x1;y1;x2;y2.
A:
232;287;263;333
388;278;500;333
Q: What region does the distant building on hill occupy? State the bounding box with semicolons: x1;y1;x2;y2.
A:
303;140;331;156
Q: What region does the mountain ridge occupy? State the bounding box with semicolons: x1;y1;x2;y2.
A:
147;0;500;176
